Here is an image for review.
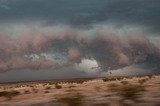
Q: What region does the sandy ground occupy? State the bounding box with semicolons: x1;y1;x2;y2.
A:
0;75;160;106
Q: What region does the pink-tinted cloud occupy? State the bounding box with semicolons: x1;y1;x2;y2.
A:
0;26;159;73
68;47;82;63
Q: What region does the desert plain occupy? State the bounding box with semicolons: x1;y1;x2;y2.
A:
0;75;160;106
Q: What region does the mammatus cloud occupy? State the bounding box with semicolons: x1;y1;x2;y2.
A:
0;26;159;73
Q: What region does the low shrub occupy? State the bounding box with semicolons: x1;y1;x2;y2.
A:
55;83;62;89
24;90;30;94
45;86;51;90
44;91;50;93
0;90;20;100
102;77;123;82
138;78;148;85
120;81;128;85
56;93;84;106
108;83;145;99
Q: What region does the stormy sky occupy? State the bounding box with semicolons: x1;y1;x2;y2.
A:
0;0;160;82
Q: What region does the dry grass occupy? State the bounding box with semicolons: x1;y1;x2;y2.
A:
24;90;30;94
102;77;123;82
68;85;76;88
108;83;145;99
138;78;149;85
32;88;39;93
55;83;62;89
65;80;87;84
119;84;145;99
120;81;129;85
107;83;120;91
45;86;51;90
56;93;84;106
94;86;101;91
44;91;50;93
147;75;153;79
0;90;20;100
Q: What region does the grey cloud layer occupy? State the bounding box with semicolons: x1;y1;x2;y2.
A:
0;0;160;79
0;26;160;73
0;0;160;34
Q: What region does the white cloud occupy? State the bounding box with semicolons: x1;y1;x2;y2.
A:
75;59;98;74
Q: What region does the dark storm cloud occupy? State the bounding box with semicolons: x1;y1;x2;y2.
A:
0;0;160;80
0;0;160;34
0;0;106;24
0;26;160;73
